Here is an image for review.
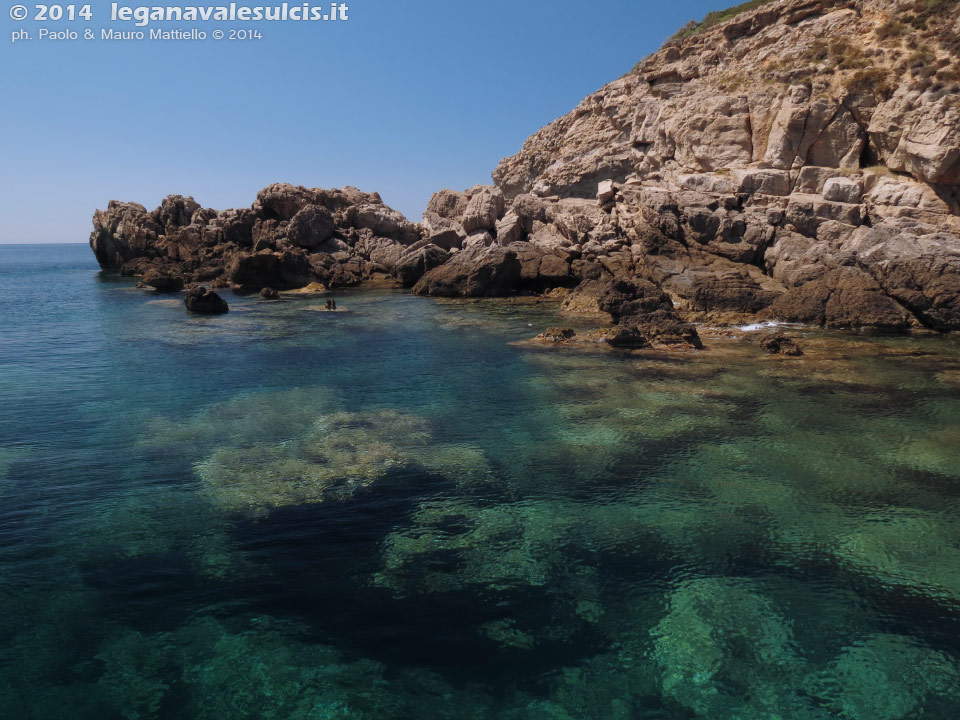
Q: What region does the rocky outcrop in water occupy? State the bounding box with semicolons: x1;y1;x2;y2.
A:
91;0;960;334
90;184;440;292
481;0;960;331
185;286;229;315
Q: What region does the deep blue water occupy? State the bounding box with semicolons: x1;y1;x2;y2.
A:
2;242;960;719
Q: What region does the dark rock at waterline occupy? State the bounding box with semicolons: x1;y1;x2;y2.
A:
761;267;916;331
226;248;314;292
141;269;185;293
260;287;280;300
604;313;702;350
761;334;804;357
596;278;674;323
285;205;336;250
394;242;450;288
185;286;229;315
413;246;522;297
639;315;703;350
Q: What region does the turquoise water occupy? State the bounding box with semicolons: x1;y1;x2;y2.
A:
2;243;960;719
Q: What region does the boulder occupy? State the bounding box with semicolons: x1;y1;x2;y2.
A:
760;334;804;356
822;177;863;204
425;228;462;251
285;206;335;249
602;314;702;350
229;252;283;291
351;203;418;242
154;195;201;229
141;269;184;293
413;247;522;297
260;287;280;300
393;243;449;287
461;187;506;233
89;201;161;269
254;183;322;221
763;267;914;330
495;212;525;246
596;278;675;323
425;189;469;220
731;168;792;196
185;286;229;314
597;180;617;205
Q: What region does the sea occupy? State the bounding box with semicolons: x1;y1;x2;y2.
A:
2;242;960;719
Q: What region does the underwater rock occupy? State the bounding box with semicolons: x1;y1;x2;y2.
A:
535;327;577;344
95;629;171;720
804;634;960;720
137;387;342;460
376;496;605;613
761;333;804;356
184;286;229;315
195;408;437;515
481;619;537;650
838;513;960;600
89;616;417;720
651;577;815;719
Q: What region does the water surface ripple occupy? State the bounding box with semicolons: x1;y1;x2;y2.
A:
2;244;960;718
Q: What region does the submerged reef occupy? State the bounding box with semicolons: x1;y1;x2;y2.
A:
138;387;495;516
14;218;960;718
195;409;433;514
651;577;813;719
806;634;960;720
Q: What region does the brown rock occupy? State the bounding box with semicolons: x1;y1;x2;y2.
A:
763;267;914;330
393;242;450;287
413;247;522;298
185;286;229;315
285;206;335;250
461;187;506;233
141;269;185;293
535;327;577;343
761;334;804;356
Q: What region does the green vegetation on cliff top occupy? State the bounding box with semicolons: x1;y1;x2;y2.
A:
672;0;777;40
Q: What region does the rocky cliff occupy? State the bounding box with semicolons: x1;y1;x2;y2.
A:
90;184;444;292
91;0;960;333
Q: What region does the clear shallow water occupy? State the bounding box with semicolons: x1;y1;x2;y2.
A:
2;243;960;719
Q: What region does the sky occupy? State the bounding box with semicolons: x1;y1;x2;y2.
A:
0;0;728;243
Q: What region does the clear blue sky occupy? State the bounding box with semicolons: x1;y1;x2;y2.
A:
0;1;725;243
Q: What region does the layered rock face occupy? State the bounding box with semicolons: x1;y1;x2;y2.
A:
90;184;443;292
91;0;960;332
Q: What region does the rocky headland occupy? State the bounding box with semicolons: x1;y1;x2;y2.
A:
90;0;960;345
